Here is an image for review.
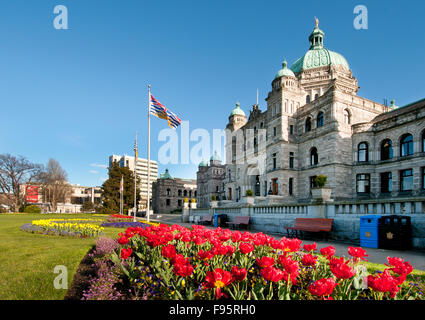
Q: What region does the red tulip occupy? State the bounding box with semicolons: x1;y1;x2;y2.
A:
231;266;247;281
203;268;233;299
308;278;337;297
302;253;318;267
120;248;132;260
320;246;335;259
117;236;129;245
303;243;317;252
239;242;254;254
161;244;176;259
329;257;356;279
367;269;400;298
173;263;194;277
348;246;368;262
260;266;286;282
257;256;275;268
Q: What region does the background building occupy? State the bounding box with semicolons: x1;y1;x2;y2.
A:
197;151;226;208
20;183;102;213
152;169;197;213
109;154;158;209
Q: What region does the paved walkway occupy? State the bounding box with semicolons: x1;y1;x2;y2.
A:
145;214;425;271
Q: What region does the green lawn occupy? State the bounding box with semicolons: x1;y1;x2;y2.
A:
0;213;125;300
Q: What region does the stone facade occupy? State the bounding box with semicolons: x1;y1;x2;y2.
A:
152;169;197;214
196;21;425;207
196;152;226;208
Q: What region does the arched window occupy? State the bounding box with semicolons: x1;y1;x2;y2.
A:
305;117;312;132
380;139;393;160
343;109;351;124
178;189;182;197
183;190;187;197
306;95;311;104
314;94;319;100
358;142;369;162
400;134;414;157
316;111;324;127
310;147;318;165
166;188;171;196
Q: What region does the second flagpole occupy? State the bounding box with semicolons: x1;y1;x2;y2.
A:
147;84;151;223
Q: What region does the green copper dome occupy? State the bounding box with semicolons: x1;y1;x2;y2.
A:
275;60;296;79
199;159;208;167
230;102;246;117
160;169;174;180
210;150;221;161
290;21;350;74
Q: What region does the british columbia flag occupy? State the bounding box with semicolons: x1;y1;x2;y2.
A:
149;94;181;129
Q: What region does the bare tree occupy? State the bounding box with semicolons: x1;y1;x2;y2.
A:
37;159;72;212
0;154;42;211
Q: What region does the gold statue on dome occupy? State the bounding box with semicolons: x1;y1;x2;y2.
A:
315;16;319;27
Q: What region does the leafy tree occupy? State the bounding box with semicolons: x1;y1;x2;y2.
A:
101;162;141;214
81;201;95;212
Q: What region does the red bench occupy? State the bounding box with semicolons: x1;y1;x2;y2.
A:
199;215;213;226
226;216;250;230
286;218;333;239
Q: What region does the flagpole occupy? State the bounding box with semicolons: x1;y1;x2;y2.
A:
133;131;137;222
120;175;123;215
147;84;151;223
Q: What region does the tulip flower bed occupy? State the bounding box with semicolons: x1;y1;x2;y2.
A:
106;223;424;300
21;218;105;237
107;214;134;223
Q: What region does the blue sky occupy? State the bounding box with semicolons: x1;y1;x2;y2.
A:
1;0;424;186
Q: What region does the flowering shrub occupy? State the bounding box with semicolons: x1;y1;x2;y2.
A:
23;218;104;237
110;224;423;300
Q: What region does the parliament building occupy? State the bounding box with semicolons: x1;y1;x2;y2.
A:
197;21;425;208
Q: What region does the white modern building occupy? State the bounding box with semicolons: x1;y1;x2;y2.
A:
109;154;158;209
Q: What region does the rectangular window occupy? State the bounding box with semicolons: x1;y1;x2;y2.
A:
178;200;182;207
380;172;392;193
310;176;317;190
289;178;293;196
289;152;294;169
356;174;370;193
400;169;413;191
290;125;294;135
273;127;277;137
422;167;425;190
272;178;278;195
272;153;277;170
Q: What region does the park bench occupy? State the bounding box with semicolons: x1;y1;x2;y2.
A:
226;216;250;230
286;218;333;239
199;215;213;226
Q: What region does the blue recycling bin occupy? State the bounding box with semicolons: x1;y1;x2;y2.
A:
213;214;219;227
360;215;382;248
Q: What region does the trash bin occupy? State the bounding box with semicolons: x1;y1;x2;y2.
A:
213;214;227;227
213;214;219;227
379;215;412;250
218;214;227;227
360;215;381;248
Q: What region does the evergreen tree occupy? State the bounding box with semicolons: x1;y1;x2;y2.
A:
101;162;141;214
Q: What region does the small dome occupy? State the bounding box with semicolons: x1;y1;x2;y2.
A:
275;60;296;79
210;151;221;161
230;102;246;117
160;169;174;180
198;159;208;167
